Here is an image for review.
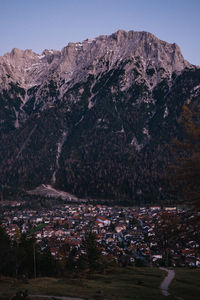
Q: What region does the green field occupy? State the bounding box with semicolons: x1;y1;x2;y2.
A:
169;268;200;300
0;267;199;300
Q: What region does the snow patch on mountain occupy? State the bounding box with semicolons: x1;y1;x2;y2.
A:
52;130;68;184
164;107;169;118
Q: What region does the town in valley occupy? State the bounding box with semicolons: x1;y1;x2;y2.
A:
1;200;199;270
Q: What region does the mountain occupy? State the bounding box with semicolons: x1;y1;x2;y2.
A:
0;30;199;204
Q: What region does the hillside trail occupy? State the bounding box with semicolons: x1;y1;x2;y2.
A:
159;268;184;300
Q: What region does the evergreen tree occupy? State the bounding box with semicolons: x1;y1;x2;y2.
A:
37;246;56;276
65;247;78;271
0;224;12;275
82;232;103;271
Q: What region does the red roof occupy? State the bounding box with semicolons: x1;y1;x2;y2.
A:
97;216;106;221
182;249;195;255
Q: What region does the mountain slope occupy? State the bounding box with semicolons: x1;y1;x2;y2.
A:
0;30;199;204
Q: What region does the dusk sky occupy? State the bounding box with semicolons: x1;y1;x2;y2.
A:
0;0;199;65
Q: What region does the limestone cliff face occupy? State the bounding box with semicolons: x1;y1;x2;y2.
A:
0;30;191;90
0;30;199;203
0;30;192;130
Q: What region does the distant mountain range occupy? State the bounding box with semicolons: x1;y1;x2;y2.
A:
0;30;199;204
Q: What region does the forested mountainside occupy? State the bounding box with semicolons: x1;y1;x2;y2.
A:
0;30;199;204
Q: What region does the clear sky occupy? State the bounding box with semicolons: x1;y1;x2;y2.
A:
0;0;199;65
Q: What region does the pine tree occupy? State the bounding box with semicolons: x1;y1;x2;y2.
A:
82;232;103;271
0;224;12;275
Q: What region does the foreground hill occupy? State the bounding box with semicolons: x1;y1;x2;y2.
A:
0;30;200;204
0;268;200;300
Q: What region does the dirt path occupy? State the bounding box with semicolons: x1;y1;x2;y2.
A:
159;268;184;300
159;267;175;296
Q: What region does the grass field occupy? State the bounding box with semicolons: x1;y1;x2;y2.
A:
169;268;200;300
0;267;199;300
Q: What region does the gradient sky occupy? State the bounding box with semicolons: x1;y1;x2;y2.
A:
0;0;199;65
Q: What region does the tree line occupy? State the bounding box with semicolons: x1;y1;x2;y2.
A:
0;225;109;279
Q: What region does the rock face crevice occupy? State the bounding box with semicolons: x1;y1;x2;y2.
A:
0;30;199;203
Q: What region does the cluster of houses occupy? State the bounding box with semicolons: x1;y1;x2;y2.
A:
1;203;200;268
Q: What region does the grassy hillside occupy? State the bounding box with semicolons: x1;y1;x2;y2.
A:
0;267;199;300
170;268;200;300
0;267;168;300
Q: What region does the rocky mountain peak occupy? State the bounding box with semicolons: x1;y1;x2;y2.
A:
55;30;191;93
0;30;199;204
0;30;191;91
0;47;60;89
109;30;190;72
10;47;36;58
